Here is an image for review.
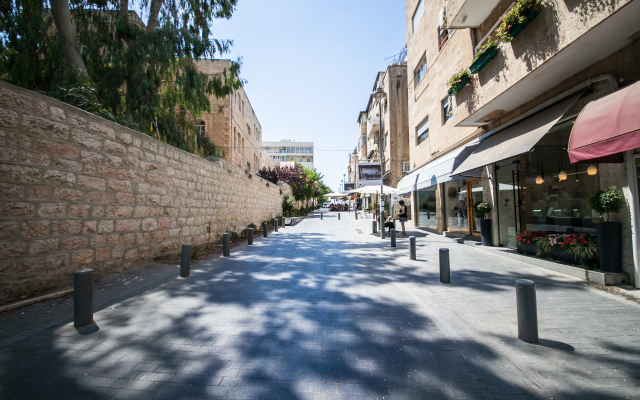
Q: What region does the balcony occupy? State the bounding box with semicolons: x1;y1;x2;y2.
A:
367;118;381;138
446;0;502;28
456;0;640;127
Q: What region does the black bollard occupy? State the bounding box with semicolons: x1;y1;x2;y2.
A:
390;229;396;247
180;244;191;277
372;220;377;234
439;248;450;284
321;213;323;220
409;236;416;260
355;211;358;220
223;233;230;257
263;222;268;238
516;279;539;344
281;218;285;229
274;218;278;232
74;269;93;327
248;228;254;245
338;213;340;220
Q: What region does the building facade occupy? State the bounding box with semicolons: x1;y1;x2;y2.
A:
195;60;263;174
351;64;410;190
262;140;314;169
400;0;640;285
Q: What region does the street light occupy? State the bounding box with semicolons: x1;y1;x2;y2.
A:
373;85;386;239
343;173;346;192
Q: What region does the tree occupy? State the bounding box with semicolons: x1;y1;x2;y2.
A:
256;167;278;184
1;0;242;158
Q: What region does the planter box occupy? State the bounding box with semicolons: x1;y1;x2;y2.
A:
516;242;537;256
470;46;498;74
597;222;622;272
507;10;541;39
448;75;471;96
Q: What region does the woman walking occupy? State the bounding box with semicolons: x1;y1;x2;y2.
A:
397;200;408;236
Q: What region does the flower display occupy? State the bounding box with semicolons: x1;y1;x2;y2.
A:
497;0;544;42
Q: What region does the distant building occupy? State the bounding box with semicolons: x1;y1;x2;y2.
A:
195;59;263;174
262;140;314;169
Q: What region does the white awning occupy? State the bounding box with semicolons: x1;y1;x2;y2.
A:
415;140;479;190
451;94;582;177
396;166;425;195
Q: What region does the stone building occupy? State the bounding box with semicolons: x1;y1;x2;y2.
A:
195;60;263;174
262;140;314;169
354;64;410;189
399;0;640;285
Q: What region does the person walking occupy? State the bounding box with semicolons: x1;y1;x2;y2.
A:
397;200;408;236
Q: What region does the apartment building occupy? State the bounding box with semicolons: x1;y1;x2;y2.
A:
262;140;314;169
352;64;410;189
400;0;640;285
195;60;263;174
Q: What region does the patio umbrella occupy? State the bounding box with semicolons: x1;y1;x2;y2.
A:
324;193;348;198
350;185;402;195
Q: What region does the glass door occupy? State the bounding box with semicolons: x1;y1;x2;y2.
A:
496;160;522;247
467;180;484;236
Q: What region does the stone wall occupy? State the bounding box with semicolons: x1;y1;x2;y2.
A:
0;81;291;304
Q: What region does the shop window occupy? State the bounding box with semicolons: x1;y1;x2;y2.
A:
418;190;437;230
414;55;427;87
416;116;429;145
495;119;602;247
412;0;424;33
443;96;453;124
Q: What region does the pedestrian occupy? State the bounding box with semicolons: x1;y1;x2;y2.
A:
396;200;408;236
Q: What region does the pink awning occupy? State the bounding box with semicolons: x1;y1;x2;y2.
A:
568;81;640;163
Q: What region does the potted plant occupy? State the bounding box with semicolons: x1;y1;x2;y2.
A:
497;0;544;42
537;233;599;267
514;230;546;256
589;186;625;272
474;202;493;246
447;69;472;95
469;38;499;74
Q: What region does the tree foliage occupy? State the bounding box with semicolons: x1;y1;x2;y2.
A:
256;167;278;184
0;0;242;158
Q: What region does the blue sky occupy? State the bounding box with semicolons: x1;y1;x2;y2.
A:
210;1;408;192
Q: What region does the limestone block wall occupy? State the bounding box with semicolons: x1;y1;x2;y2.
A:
0;81;292;304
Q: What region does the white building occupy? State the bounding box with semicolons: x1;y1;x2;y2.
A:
262;140;314;169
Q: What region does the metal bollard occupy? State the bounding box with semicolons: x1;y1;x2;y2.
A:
516;279;539;344
74;269;93;327
321;213;323;220
390;229;396;247
439;248;450;284
372;220;377;234
338;213;340;220
355;211;358;220
274;218;278;232
248;228;254;245
409;236;416;260
223;233;230;257
180;244;191;277
263;222;268;238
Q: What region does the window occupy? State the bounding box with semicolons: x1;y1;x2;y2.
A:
412;0;424;33
247;125;251;138
443;96;453;124
384;101;388;115
416;117;429;145
439;29;454;50
402;162;410;177
247;161;251;171
196;121;205;135
242;101;245;116
414;55;427;87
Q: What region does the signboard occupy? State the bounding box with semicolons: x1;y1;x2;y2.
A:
358;162;382;187
343;182;355;191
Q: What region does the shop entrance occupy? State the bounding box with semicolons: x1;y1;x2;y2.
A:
467;180;484;237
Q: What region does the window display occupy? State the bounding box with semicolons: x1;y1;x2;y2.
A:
444;180;468;233
418;189;437;229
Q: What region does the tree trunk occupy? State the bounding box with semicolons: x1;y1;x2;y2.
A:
147;0;164;32
49;0;87;76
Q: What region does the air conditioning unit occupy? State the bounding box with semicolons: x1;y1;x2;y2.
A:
402;162;410;173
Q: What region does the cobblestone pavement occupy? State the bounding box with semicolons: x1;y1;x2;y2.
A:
1;210;640;399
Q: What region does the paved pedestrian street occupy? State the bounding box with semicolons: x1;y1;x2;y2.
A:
2;210;640;400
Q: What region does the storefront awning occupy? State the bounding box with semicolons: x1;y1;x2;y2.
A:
451;93;582;177
415;140;479;190
568;81;640;164
396;166;425;195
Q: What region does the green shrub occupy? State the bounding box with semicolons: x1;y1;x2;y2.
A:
247;223;257;230
474;202;492;219
589;186;625;222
